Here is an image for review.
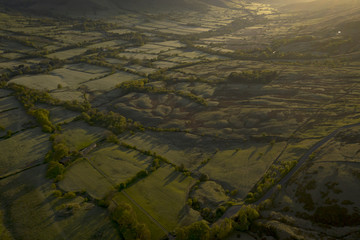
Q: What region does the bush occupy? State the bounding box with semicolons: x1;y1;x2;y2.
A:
46;161;65;180
176;220;210;240
233;206;259;231
199;173;209;182
210;218;233;240
53;190;62;198
111;202;151;240
63;192;76;199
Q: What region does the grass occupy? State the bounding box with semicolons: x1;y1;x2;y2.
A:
88;143;153;184
0;210;13;240
125;165;195;231
0;165;64;240
50;90;85;102
119;132;205;170
47;105;79;124
191;181;229;209
200;142;286;198
0;165;120;240
9;74;64;91
46;48;88;60
0;96;24;112
84;71;142;92
0;108;33;137
58;159;114;199
50;67;106;89
59;121;104;151
113;193;166;240
0;127;51;176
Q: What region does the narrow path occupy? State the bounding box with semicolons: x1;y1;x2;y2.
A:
220;122;360;220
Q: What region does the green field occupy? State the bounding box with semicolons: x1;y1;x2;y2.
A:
58;159;114;199
200;142;286;197
119;132;206;170
88;143;153;184
0;127;51;176
0;108;33;137
58;121;105;151
125;165;197;231
113;193;167;240
0;209;12;240
0;165;120;240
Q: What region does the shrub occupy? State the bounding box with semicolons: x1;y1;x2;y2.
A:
176;220;210;240
53;190;62;198
63;192;76;199
46;161;65;180
199;173;209;182
233;206;259;231
111;202;151;240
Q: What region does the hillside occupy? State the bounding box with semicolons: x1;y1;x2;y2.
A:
0;0;210;16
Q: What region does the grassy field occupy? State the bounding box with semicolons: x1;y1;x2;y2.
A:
191;181;229;209
0;209;13;240
200;142;286;197
58;159;114;199
46;48;88;60
0;96;24;112
0;165;65;240
47;105;79;124
84;71;142;92
50;90;85;102
119;132;206;170
59;121;105;151
125;165;197;231
113;193;166;240
0;127;51;176
9;74;64;91
0;108;33;137
50;67;106;89
88;143;153;184
0;165;120;240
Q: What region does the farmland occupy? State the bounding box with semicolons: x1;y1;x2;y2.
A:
0;0;360;239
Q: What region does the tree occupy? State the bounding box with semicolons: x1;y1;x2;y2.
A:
176;221;210;240
211;218;233;239
53;143;69;161
233;206;259;231
111;202;151;240
46;161;65;179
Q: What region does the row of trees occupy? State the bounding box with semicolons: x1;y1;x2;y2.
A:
246;160;297;203
81;109;128;134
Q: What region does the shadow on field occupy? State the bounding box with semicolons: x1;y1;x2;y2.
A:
163;170;187;186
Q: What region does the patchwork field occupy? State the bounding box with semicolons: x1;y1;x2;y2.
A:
0;0;360;239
